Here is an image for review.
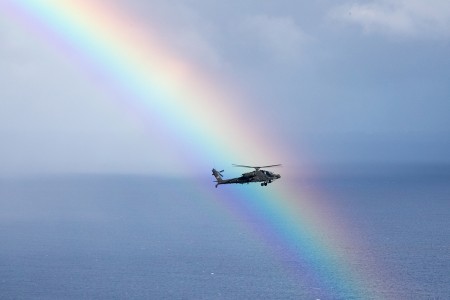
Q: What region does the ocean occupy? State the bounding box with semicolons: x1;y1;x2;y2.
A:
1;165;449;299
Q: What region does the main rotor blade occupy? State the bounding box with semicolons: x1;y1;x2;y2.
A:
232;164;254;168
259;164;282;168
232;164;282;169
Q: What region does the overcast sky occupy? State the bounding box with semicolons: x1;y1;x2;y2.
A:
1;0;450;175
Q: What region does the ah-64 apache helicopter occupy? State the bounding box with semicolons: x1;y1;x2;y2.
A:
212;164;281;188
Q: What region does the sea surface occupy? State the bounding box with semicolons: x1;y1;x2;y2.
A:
1;164;449;299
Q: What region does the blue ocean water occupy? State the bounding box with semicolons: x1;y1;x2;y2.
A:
0;165;449;299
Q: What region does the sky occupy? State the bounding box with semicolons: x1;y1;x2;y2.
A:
1;0;450;175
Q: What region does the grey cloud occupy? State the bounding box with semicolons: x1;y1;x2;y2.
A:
240;14;309;63
170;28;226;70
330;0;450;39
124;0;227;70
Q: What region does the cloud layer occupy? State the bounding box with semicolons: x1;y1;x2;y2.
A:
240;14;308;63
331;0;450;38
1;1;449;174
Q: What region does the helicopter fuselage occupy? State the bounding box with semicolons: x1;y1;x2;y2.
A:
212;165;281;188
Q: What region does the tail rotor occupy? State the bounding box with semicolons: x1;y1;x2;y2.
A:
211;168;225;187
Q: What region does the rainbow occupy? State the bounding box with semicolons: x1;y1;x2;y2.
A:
2;1;386;298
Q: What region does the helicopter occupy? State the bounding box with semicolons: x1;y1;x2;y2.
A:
212;164;281;188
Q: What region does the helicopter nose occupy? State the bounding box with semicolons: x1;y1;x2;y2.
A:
277;174;281;179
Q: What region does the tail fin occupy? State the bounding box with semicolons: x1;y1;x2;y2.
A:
212;168;223;188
